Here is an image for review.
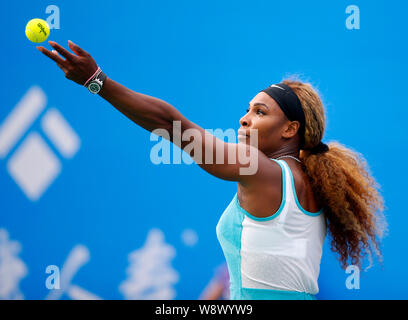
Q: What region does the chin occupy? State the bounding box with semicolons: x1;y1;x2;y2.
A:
237;137;248;144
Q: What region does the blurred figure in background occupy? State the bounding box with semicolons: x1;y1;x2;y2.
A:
199;263;230;300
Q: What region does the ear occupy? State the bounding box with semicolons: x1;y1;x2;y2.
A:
282;121;300;139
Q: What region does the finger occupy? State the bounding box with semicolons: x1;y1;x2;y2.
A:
52;49;62;59
55;59;68;73
51;50;67;72
49;41;77;61
37;46;68;66
51;49;68;65
68;40;88;56
57;64;68;73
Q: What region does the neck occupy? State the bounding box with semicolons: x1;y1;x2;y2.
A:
266;146;300;160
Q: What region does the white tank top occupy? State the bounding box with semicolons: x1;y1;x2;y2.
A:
239;159;327;294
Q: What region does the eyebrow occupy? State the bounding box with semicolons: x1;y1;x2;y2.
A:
248;102;270;110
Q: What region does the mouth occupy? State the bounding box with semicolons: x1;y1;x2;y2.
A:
238;129;250;141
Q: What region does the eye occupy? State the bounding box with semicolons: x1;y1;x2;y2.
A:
256;109;265;115
246;108;249;113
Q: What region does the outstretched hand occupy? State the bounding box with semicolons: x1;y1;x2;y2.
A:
37;40;99;85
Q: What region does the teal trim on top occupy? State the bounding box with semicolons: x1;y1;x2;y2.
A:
240;287;317;300
280;160;323;217
235;159;286;221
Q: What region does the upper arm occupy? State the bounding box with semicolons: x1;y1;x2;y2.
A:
160;115;274;184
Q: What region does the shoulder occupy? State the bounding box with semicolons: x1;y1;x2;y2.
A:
238;146;283;187
236;157;286;219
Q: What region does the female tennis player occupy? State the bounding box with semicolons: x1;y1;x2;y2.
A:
37;40;387;300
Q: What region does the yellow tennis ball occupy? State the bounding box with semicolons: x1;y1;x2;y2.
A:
25;18;50;43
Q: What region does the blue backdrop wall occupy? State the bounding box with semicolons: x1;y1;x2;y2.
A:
0;0;406;299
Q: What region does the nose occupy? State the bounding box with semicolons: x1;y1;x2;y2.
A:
240;114;251;127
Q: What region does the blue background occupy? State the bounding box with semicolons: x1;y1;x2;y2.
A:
0;0;406;299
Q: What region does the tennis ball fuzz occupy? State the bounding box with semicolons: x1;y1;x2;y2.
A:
25;18;50;43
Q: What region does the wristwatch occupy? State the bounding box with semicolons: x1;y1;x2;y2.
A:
86;69;107;94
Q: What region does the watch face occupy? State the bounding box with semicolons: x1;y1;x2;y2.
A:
89;82;101;94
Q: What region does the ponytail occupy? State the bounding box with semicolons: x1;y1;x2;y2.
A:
300;142;387;269
283;78;387;270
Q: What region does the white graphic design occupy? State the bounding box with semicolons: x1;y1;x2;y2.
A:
120;229;179;300
0;86;80;201
41;108;80;158
181;229;198;247
8;132;61;201
0;87;46;158
66;285;102;300
45;245;102;300
0;229;28;300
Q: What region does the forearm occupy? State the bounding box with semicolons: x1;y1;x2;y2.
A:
98;77;183;134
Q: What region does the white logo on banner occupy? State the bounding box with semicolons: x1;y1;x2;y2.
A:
0;228;28;300
0;86;80;201
45;245;102;300
120;229;179;300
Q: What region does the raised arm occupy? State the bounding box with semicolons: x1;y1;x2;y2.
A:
37;40;270;183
